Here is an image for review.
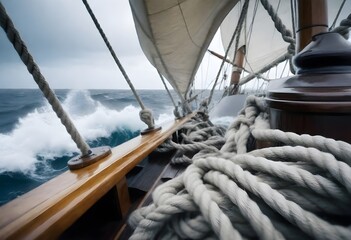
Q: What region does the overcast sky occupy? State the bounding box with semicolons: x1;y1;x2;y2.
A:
0;0;224;90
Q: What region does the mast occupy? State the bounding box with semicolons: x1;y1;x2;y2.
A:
295;0;328;52
229;46;246;95
266;0;351;143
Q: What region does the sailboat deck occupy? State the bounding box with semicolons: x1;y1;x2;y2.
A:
117;157;188;239
0;114;193;239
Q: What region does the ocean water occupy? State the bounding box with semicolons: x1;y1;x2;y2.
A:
0;89;223;206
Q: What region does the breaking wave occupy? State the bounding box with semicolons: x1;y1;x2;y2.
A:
0;90;173;175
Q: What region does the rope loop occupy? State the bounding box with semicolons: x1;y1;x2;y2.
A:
139;108;155;129
129;95;351;239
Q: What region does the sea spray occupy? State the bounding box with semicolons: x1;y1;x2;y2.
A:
0;89;221;205
0;89;176;205
0;91;145;174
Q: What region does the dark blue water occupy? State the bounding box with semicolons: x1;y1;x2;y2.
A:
0;89;221;206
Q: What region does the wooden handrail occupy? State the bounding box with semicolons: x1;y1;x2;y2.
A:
0;114;193;239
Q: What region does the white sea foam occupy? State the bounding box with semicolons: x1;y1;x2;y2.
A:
0;90;173;173
211;116;235;129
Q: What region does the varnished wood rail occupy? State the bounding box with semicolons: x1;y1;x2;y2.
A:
0;114;193;239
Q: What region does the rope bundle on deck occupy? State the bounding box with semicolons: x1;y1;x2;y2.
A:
155;113;226;165
128;96;351;239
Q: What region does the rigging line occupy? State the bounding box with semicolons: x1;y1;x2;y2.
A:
157;70;177;108
239;52;290;85
129;1;189;112
82;0;145;110
218;66;228;91
270;0;282;41
246;0;259;57
243;6;248;53
200;70;226;102
208;0;249;106
243;54;254;74
275;0;282;17
332;13;351;37
0;2;92;156
184;0;241;99
191;88;211;104
259;0;295;56
231;2;246;67
258;77;269;82
83;0;158;130
290;0;296;39
258;79;266;92
266;68;271;79
220;68;228;90
242;0;259;74
329;0;346;31
177;1;201;49
280;59;289;78
259;0;296;74
205;50;211;90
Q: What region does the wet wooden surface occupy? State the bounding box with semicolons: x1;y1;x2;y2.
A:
115;154;189;240
0;114;193;239
296;0;328;52
267;73;351;143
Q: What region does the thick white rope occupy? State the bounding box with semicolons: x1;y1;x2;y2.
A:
259;0;296;74
82;0;156;129
332;13;351;37
0;2;91;156
259;0;295;55
156;69;180;117
129;95;351;239
155;115;226;165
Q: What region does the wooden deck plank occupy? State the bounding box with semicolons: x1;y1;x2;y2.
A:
127;155;170;192
0;114;193;239
116;152;190;239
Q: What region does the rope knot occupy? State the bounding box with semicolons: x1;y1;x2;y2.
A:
173;105;182;118
139;108;155;129
129;95;351;239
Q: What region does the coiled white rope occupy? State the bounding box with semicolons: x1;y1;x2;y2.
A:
155;114;226;164
129;95;351;239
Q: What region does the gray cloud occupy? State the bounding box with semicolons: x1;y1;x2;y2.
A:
0;0;161;89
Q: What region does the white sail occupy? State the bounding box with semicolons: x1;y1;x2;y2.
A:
129;0;239;98
221;0;350;76
130;0;350;97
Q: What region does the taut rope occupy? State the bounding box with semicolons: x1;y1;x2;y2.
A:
208;0;249;106
0;2;91;156
259;0;295;55
332;13;351;37
259;0;296;74
82;0;156;130
157;69;181;118
129;96;351;239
